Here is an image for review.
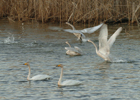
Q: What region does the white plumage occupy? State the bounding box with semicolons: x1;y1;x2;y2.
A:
28;75;51;81
56;64;82;86
65;22;103;42
65;41;82;56
23;62;51;81
88;24;122;61
59;80;82;86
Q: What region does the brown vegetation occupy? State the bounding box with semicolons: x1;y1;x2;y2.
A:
0;0;140;24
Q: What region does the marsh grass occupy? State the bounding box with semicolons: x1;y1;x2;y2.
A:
0;0;140;24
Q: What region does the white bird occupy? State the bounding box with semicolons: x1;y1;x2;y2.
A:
56;64;82;86
88;24;122;62
64;22;103;42
65;22;83;41
23;62;51;81
65;41;82;56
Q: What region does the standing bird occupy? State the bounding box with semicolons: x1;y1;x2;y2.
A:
88;24;122;62
64;22;103;42
56;64;82;86
23;62;51;81
65;41;82;56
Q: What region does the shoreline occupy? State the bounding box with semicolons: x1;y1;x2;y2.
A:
0;0;140;25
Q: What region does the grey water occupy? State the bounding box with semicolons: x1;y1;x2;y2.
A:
0;19;140;100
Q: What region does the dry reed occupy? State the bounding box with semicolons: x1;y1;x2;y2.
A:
0;0;140;24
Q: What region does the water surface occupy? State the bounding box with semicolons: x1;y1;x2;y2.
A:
0;19;140;100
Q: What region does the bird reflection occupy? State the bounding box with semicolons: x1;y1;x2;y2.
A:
27;80;31;88
98;61;111;70
95;61;111;79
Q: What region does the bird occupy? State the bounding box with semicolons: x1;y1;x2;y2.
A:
56;64;82;86
23;62;51;81
65;22;83;41
65;41;82;56
88;24;122;62
64;22;103;42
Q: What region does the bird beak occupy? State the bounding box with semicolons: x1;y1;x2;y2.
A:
87;40;90;42
23;63;27;65
56;64;61;67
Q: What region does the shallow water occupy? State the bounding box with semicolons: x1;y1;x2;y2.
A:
0;19;140;100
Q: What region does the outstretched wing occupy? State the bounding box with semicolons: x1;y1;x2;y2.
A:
64;23;103;37
98;24;110;55
81;23;103;34
108;27;122;49
63;29;86;38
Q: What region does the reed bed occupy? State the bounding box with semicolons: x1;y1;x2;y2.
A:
0;0;140;24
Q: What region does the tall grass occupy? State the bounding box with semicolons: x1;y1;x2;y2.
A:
0;0;140;24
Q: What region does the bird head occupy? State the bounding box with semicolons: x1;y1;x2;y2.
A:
56;64;63;68
87;39;91;42
23;62;29;66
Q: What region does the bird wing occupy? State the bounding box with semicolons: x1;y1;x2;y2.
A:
65;22;84;40
74;46;82;53
31;75;51;80
63;29;86;38
80;23;103;34
65;47;79;53
107;27;122;49
61;80;82;86
98;24;110;55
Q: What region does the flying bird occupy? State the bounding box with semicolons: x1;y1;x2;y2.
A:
64;22;103;42
88;24;122;62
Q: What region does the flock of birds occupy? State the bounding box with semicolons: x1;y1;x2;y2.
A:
64;22;122;62
23;62;82;86
23;22;123;86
